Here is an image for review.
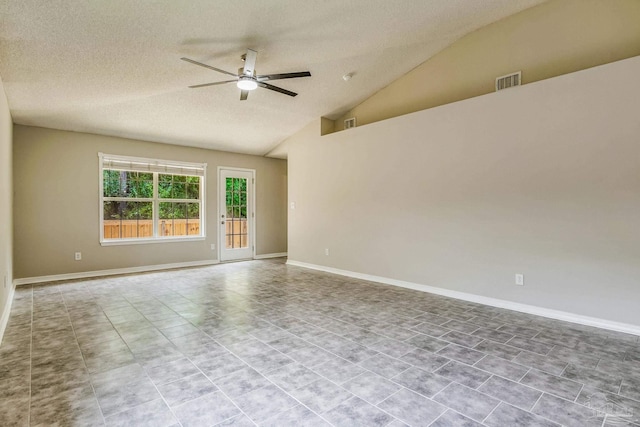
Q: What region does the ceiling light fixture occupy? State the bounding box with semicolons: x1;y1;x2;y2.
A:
237;77;258;91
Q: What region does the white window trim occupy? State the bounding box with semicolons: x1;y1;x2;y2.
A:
99;153;207;246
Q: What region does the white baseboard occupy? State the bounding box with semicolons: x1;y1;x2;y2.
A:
0;281;15;345
254;252;288;260
13;259;220;286
286;260;640;336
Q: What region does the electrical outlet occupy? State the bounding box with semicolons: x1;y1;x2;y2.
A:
515;274;524;286
290;202;296;210
210;244;215;251
74;252;82;261
325;248;329;256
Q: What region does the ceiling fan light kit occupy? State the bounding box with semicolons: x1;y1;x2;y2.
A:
182;49;311;101
237;77;258;91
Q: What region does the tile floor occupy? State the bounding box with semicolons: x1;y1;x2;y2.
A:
1;258;639;426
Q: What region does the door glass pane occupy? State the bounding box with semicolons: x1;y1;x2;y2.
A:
225;177;248;249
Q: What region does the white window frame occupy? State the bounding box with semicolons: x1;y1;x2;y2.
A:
99;153;206;246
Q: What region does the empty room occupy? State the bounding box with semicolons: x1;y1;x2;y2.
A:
1;0;640;426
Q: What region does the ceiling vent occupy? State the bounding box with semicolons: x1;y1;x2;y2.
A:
495;71;521;91
344;117;356;130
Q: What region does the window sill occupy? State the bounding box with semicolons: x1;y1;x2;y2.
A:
100;236;206;246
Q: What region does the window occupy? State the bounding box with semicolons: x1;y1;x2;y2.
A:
99;153;206;245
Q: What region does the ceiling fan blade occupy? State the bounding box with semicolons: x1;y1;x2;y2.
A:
188;80;237;88
240;90;249;101
257;71;311;81
181;57;237;77
243;49;257;77
258;82;297;97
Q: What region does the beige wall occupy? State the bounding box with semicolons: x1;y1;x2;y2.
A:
333;0;640;132
286;56;640;326
0;75;12;341
13;126;287;279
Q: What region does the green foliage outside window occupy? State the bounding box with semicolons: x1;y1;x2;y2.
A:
225;178;247;219
103;170;200;220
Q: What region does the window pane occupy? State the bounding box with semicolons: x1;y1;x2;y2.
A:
171;182;186;199
187;203;200;219
101;201;153;239
174;202;187;219
103;170;122;197
103;201;121;239
159;202;172;236
158;181;171;198
186;183;199;199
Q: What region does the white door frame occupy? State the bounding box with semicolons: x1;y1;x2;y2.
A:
217;166;256;261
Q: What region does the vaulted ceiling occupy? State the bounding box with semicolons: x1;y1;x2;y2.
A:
0;0;546;155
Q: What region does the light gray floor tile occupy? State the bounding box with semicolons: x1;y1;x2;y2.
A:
406;333;449;352
157;372;218;407
215;366;272;398
434;360;491;388
577;386;640;425
357;353;410;379
478;375;542;411
312;358;366;384
431;409;484;427
232;384;298;423
342;371;401;405
436;343;486;365
368;338;416;358
561;363;622;393
513;350;568;376
261;404;330;427
400;349;450;372
174;391;241;427
441;331;485;348
473;354;529;382
410;322;451;337
532;393;603;427
506;336;553;355
391;366;451;398
215;414;256;426
379;388;447;426
290;377;353;413
471;327;514;344
266;363;320;392
91;364;161;417
145;357;201;386
323;396;394;426
30;384;104;427
104;398;176;427
485;402;559;427
433;382;499;422
520;369;583;401
473;340;521;360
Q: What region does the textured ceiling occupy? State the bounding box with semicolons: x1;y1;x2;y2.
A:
0;0;546;155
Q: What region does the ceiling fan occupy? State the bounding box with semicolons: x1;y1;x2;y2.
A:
181;49;311;101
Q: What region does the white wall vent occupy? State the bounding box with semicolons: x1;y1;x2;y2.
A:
495;71;521;91
344;117;356;130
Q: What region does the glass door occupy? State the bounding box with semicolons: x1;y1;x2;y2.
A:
219;168;254;261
